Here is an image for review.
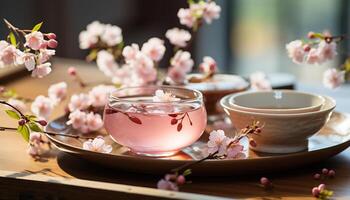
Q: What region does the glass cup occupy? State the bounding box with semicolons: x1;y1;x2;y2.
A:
103;86;207;157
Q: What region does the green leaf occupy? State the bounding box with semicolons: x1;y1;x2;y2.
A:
187;0;195;4
32;22;43;32
344;58;350;72
28;122;42;132
9;32;16;46
86;49;98;61
26;114;37;121
17;125;30;142
5;110;20;119
183;169;192;176
117;41;124;49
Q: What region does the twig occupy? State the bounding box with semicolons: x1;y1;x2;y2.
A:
0;126;94;140
0;100;25;118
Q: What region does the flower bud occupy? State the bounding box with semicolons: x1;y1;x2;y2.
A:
322;168;329;175
312;187;320;197
46;33;56;40
39;41;48;49
318;183;326;191
48;39;58;48
303;44;311;52
260;177;271;187
313;173;321;180
37;120;47;126
308;32;315;39
67;67;77;76
176;175;186;185
18;119;26;126
328;169;335;178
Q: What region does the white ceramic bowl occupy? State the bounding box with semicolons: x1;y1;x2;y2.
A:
221;94;336;154
229;90;325;114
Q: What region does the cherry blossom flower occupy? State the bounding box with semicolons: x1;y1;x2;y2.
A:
141;37;166;62
85;112;104;131
203;1;221;24
0;40;9;51
122;43;140;62
48;82;68;103
83;136;112;153
38;49;56;64
29;132;42;144
152;89;180;102
31;95;54;120
131;52;157;84
24;31;45;50
177;8;196;28
111;64;135;86
157;179;179;191
68;93;90;112
317;41;337;62
0;44;22;66
27;132;51;157
207;130;228;156
286;40;305;64
199;56;217;74
8;98;27;113
27;145;42;157
96;50;119;77
190;2;206;16
79;21;105;49
226;143;245;159
67;109;87;130
31;62;52;78
79;30;98;49
167;66;187;85
100;24;123;46
171;50;194;73
165;28;191;47
86;21;106;36
323;68;345;89
88;85;115;107
112;64;150;87
19;53;36;71
250;71;272;91
305;48;320;64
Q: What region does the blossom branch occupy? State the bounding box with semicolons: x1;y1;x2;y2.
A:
157;120;262;191
3;19;32;35
0;100;25;118
0;126;94;140
286;31;350;89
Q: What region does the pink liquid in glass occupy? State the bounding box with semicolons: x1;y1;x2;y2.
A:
104;98;207;157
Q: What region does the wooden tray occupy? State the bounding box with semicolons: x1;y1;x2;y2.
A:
46;112;350;176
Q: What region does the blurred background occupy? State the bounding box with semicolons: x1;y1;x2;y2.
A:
0;0;349;85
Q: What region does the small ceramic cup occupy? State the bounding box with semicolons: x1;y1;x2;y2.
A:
229;90;325;114
221;94;336;154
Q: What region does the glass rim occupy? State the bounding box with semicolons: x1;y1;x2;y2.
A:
109;85;203;104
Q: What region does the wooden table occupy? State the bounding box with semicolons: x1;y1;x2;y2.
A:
1;58;350;200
